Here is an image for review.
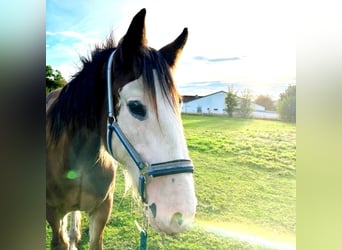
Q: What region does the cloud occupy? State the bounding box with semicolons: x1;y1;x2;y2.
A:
193;56;240;63
59;31;88;40
51;63;79;82
46;31;56;36
179;81;233;96
46;30;104;72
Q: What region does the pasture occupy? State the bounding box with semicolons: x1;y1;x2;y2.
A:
46;114;296;249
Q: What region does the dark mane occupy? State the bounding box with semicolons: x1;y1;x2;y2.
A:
47;36;180;144
47;36;116;144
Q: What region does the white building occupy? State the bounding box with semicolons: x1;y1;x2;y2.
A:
182;91;228;114
181;91;279;119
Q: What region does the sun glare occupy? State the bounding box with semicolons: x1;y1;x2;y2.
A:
196;220;295;250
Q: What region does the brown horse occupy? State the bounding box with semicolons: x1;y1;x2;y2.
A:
46;9;197;250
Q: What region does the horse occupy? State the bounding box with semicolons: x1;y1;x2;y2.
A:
46;9;197;250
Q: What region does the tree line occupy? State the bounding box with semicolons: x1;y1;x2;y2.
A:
46;65;67;94
225;85;296;123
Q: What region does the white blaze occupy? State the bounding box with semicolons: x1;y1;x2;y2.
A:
111;71;197;234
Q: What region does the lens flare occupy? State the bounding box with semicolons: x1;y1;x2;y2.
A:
66;170;78;179
197;221;295;250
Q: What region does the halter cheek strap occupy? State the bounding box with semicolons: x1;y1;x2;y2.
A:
107;122;149;201
106;50;116;121
106;50;149;201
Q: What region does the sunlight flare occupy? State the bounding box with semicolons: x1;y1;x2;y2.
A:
197;221;295;250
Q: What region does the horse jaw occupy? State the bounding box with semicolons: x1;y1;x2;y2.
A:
111;72;197;235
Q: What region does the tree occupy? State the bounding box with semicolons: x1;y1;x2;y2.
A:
46;65;67;94
277;85;296;123
238;88;253;118
254;95;276;111
225;86;238;117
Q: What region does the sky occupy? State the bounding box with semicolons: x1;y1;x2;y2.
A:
46;0;296;100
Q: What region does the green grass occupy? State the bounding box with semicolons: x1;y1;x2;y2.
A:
46;114;296;249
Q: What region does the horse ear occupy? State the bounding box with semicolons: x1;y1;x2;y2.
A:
159;28;188;67
121;8;147;49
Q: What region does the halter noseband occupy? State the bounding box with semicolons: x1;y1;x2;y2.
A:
106;50;194;203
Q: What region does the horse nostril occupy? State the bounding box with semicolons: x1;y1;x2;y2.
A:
171;212;183;226
149;203;157;218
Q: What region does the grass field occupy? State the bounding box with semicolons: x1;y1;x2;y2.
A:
46;114;296;249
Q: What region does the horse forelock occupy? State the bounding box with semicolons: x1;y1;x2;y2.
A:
113;46;180;117
142;48;181;115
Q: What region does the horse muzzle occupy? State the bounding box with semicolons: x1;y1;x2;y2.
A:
145;172;197;235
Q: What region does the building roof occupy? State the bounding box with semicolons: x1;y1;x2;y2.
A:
182;91;226;103
181;95;202;103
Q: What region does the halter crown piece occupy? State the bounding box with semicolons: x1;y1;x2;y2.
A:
106;50;194;250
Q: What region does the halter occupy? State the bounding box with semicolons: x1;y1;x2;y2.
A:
106;50;194;203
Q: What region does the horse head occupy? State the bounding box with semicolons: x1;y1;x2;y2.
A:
108;9;197;235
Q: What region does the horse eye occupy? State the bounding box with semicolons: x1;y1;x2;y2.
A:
127;100;147;121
